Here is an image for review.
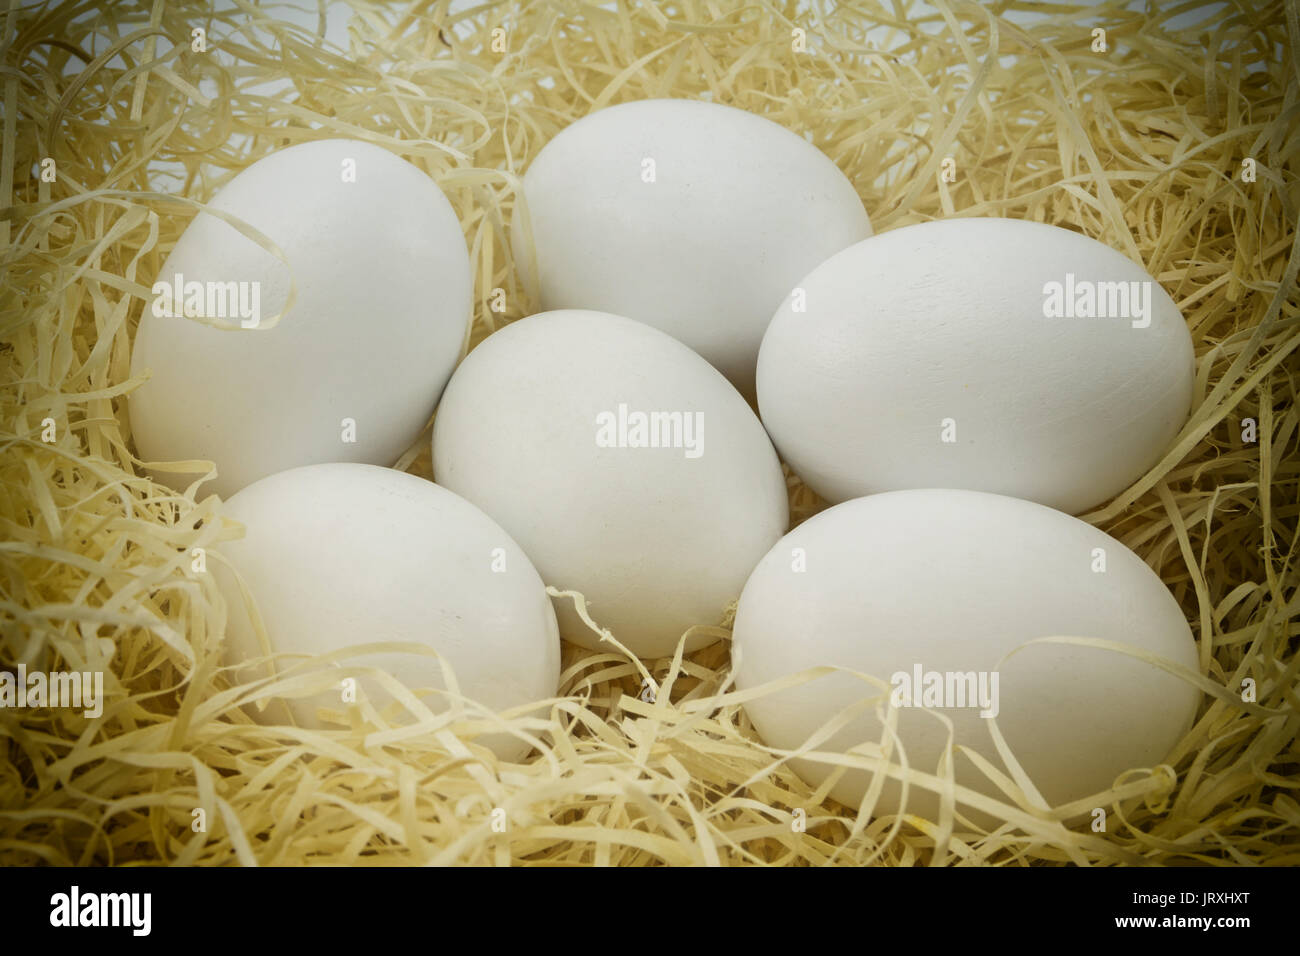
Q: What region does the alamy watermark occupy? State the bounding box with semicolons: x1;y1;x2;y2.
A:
1042;273;1153;328
595;403;704;459
151;272;261;328
0;665;103;718
890;663;999;718
49;886;150;935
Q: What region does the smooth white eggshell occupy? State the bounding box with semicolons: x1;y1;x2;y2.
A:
215;463;560;760
513;99;872;398
733;488;1200;818
130;139;471;499
432;309;789;659
757;218;1196;514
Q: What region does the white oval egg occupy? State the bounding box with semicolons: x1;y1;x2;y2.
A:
733;488;1200;819
130;139;471;499
215;463;560;760
432;309;789;659
757;218;1196;514
512;99;872;399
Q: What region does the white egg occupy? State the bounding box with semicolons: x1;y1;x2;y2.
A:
733;489;1200;819
130;139;471;499
512;99;872;399
432;309;789;659
757;218;1196;514
215;463;560;760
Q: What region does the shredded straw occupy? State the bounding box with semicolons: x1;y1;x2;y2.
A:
2;0;1298;865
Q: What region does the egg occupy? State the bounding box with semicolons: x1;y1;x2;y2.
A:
130;139;471;499
757;218;1196;514
733;488;1200;819
215;463;561;760
512;99;872;399
432;309;789;659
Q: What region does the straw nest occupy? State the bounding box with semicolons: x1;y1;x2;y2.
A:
1;0;1297;866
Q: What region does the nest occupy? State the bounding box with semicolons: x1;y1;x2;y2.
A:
1;0;1297;866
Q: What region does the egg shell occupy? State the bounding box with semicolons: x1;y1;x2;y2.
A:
757;218;1196;514
432;309;789;659
215;463;560;760
513;98;872;399
733;488;1200;819
129;139;471;499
